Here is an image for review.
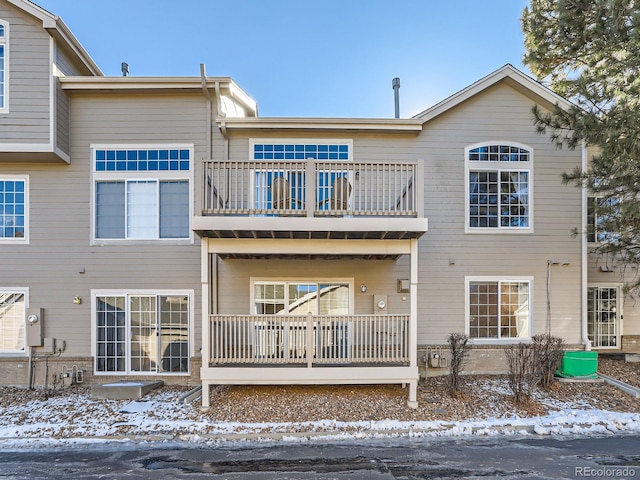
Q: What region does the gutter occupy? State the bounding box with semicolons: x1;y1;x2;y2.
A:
581;142;592;350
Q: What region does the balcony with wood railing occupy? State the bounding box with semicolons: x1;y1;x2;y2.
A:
208;313;409;367
193;159;427;240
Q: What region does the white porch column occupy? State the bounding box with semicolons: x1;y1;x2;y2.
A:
408;237;419;408
200;239;211;408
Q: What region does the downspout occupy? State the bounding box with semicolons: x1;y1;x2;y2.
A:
28;346;34;389
199;64;213;161
200;65;227;317
581;141;592;350
213;80;230;202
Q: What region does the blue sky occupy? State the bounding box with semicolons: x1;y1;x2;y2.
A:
35;0;530;118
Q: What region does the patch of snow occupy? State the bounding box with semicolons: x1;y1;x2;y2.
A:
1;389;639;450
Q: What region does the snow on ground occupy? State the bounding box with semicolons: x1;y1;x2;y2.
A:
0;382;639;450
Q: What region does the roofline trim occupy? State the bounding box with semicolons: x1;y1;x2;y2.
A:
59;76;258;116
413;64;574;123
8;0;103;75
215;117;424;132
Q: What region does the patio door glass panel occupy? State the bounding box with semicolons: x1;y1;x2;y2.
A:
130;295;157;372
587;286;620;348
316;171;350;211
254;171;305;211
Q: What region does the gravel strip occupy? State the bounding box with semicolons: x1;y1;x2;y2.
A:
199;358;640;424
1;357;637;428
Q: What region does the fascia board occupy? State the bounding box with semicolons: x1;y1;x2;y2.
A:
413;64;575;123
6;0;56;27
217;117;424;133
59;76;249;92
7;0;102;75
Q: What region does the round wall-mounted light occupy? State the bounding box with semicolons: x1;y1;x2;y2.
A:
27;314;39;324
360;284;367;293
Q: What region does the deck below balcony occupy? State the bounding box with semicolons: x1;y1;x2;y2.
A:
200;314;419;408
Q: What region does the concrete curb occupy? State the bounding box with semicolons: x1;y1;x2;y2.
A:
598;374;640;398
7;421;632;445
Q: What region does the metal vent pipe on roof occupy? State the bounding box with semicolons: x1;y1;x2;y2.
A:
392;77;400;118
121;62;129;77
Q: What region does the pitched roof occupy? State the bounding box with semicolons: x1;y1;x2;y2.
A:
6;0;102;75
412;64;574;123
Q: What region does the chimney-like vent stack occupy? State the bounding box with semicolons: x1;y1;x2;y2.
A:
121;62;129;77
392;77;400;118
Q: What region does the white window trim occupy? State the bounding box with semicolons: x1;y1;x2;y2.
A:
90;144;194;245
250;278;354;315
0;174;29;244
587;283;623;350
587;196;619;244
90;289;194;376
465;276;534;344
0;19;8;114
249;139;353;161
0;287;28;356
248;140;353;211
465;141;534;234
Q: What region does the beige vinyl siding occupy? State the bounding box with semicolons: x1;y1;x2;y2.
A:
55;78;70;155
0;91;221;357
587;262;640;336
412;83;582;344
583;144;640;337
55;43;87;77
0;3;51;144
214;258;410;316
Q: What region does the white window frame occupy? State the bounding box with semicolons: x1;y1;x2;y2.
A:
250;278;354;315
0;19;8;114
0;287;28;356
90;144;194;245
249;139;353;162
587;283;622;349
0;174;29;244
465;142;533;233
465;276;533;344
587;196;619;244
91;289;194;376
249;139;353;212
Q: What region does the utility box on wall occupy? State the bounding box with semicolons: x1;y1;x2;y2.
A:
26;308;44;347
374;294;388;314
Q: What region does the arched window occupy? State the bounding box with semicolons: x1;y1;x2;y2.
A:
465;143;532;231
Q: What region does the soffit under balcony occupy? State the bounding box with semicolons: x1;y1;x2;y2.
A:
194;216;427;260
0;150;70;163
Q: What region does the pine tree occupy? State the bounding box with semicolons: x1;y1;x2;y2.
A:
522;0;640;291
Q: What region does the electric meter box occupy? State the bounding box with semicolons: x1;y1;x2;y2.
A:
26;308;44;347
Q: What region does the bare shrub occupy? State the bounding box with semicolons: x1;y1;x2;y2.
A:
447;332;472;397
532;334;565;390
505;343;539;404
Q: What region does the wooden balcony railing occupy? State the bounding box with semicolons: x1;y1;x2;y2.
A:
202;159;421;217
208;314;409;366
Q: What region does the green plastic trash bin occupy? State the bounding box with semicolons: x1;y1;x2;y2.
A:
556;351;598;378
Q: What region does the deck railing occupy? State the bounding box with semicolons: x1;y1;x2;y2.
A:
208;313;409;366
202;159;420;217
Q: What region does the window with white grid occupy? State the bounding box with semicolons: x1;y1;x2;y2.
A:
94;291;191;374
0;291;25;353
0;176;27;242
467;278;531;341
92;145;192;242
466;143;532;231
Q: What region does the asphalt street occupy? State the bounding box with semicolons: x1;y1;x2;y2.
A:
0;435;638;479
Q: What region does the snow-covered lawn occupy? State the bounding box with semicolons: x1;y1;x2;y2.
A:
1;376;639;450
